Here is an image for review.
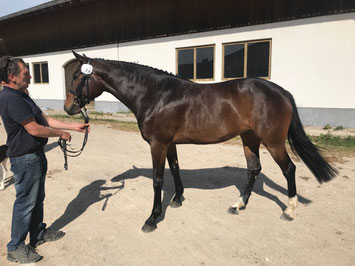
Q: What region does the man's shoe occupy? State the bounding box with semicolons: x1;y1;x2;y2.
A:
30;228;65;247
7;244;43;263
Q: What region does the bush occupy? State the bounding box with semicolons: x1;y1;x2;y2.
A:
323;124;332;130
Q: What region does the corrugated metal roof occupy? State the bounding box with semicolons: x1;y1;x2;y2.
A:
0;0;354;56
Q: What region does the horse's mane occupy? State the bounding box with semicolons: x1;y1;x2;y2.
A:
95;58;191;82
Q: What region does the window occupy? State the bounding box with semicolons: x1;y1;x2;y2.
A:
176;45;215;81
223;39;271;79
33;62;49;83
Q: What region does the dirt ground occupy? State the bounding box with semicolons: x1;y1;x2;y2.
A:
0;118;354;265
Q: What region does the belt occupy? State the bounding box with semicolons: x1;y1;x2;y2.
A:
9;148;44;159
30;148;44;156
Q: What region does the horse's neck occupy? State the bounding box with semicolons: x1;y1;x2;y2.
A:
102;63;160;115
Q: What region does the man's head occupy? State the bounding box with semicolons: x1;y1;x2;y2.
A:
0;56;31;91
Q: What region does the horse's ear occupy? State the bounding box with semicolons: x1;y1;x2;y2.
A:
72;50;87;64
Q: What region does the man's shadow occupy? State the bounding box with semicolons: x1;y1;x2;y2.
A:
111;166;312;224
49;179;125;231
44;141;59;153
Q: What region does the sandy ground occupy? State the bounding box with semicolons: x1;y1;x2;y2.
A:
0;119;354;265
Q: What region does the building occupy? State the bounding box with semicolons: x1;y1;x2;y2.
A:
0;0;354;127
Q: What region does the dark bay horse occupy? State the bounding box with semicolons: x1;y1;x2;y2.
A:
64;51;337;232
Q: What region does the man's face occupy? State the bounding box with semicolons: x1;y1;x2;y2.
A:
11;63;31;91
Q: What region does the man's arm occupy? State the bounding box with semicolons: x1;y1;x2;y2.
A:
21;117;71;141
43;114;89;133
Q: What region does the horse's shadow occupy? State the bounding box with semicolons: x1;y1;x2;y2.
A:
111;166;312;224
49;166;311;230
49;179;125;231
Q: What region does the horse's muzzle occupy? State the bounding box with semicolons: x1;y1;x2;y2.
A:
64;103;80;115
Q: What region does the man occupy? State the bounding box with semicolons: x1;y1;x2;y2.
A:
0;56;89;263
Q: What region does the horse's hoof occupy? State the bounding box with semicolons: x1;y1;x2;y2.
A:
280;213;294;221
142;223;157;233
169;200;182;208
228;207;239;215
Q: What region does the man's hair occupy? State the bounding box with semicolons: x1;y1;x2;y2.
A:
0;56;25;83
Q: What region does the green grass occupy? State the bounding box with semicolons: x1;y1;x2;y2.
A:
308;133;355;150
88;111;112;116
334;125;345;131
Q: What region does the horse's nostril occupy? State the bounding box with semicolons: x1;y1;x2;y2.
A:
64;104;76;115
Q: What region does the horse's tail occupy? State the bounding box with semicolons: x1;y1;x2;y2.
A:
286;93;338;183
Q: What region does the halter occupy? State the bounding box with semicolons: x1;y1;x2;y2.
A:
58;60;92;170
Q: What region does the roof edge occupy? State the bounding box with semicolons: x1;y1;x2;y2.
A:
0;0;71;22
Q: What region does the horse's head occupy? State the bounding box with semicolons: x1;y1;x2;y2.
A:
64;51;104;115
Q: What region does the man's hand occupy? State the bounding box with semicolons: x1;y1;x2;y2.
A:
59;131;72;142
43;115;89;133
72;123;90;133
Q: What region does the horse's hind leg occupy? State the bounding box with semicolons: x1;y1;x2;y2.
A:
265;143;298;221
167;144;184;208
229;131;261;214
142;142;168;233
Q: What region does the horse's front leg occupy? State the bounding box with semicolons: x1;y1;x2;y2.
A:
167;144;184;208
142;142;168;233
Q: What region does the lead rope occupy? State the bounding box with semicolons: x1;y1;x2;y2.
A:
58;107;89;170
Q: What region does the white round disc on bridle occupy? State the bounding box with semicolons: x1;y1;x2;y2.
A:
81;64;93;75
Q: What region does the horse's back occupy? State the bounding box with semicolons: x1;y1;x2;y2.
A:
224;78;293;140
140;77;293;145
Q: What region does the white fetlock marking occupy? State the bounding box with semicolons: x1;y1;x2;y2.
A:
231;197;245;210
284;196;298;218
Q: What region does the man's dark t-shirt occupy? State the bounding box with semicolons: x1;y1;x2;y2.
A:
0;86;48;157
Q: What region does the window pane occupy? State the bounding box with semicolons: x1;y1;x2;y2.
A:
224;44;244;78
33;64;41;83
196;47;213;79
247;42;270;77
41;63;49;83
177;49;193;79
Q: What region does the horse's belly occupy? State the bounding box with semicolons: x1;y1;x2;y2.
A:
173;129;242;144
